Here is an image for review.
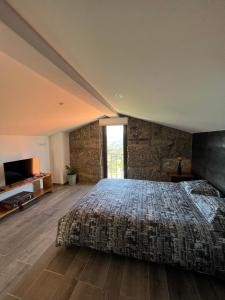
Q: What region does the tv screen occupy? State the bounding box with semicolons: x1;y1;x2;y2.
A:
4;158;33;185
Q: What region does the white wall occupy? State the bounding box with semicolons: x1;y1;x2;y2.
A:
0;135;50;187
0;132;69;189
49;132;70;184
63;132;70;181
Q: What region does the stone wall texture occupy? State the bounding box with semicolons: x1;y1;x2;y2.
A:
127;117;192;181
70;117;192;183
69;121;103;183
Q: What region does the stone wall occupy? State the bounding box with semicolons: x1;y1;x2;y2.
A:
69;121;103;183
127;117;192;181
69;117;192;183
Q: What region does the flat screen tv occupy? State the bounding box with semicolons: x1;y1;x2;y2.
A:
3;158;33;185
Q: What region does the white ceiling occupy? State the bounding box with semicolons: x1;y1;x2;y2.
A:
0;17;115;135
0;51;103;135
1;0;225;133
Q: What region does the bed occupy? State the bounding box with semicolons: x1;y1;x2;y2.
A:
56;178;225;279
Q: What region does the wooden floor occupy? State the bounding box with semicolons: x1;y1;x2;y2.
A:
0;184;92;299
0;186;225;300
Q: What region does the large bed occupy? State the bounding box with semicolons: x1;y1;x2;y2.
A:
56;178;225;279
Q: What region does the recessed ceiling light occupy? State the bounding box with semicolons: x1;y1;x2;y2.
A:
115;93;124;99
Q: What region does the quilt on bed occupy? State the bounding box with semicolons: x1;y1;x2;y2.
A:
56;179;225;279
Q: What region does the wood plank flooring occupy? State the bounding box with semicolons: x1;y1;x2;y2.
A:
0;185;225;300
0;184;93;299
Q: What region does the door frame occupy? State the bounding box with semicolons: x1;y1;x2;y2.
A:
103;126;108;178
103;125;127;178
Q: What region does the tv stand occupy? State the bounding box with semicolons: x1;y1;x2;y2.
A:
0;173;52;220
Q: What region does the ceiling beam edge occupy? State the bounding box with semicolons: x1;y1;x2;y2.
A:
0;0;117;116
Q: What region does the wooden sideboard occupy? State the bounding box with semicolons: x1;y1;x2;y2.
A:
0;173;52;219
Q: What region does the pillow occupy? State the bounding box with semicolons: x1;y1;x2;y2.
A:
181;180;221;197
192;195;225;231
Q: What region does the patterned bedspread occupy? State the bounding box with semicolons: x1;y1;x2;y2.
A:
56;179;225;279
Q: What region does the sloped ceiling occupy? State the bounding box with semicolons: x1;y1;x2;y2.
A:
0;51;102;135
1;0;225;134
0;2;116;135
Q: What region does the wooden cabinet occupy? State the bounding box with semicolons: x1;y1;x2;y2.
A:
169;173;195;183
0;173;52;219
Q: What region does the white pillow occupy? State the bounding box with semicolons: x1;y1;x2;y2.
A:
192;195;225;230
181;180;221;197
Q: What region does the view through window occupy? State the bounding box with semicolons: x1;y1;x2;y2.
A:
106;125;124;179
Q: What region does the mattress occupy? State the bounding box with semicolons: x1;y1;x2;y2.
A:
56;179;225;279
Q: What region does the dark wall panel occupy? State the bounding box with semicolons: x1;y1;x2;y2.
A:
192;131;225;194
